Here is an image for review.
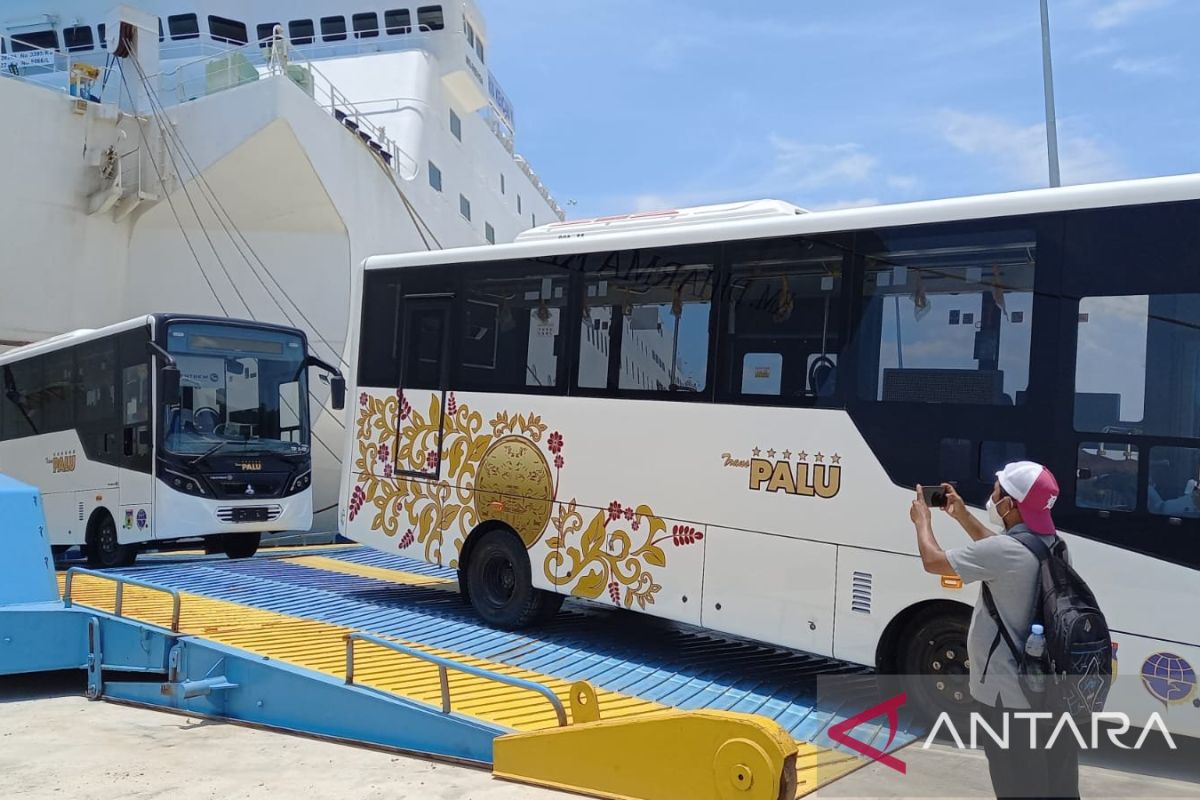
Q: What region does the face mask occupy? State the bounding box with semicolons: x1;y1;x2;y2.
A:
987;496;1005;526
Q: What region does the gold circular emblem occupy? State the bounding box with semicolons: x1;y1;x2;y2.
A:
474;435;554;548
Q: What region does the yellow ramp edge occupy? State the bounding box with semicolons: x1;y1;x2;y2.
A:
495;708;800;800
58;571;864;798
286;555;457;589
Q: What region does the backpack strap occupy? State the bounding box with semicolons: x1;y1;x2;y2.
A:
979;582;1023;684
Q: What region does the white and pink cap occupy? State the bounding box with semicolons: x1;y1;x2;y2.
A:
996;461;1060;535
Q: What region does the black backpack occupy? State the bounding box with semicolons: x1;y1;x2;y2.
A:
981;531;1112;716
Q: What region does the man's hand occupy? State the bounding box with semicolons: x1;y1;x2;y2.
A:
942;483;969;523
911;485;932;528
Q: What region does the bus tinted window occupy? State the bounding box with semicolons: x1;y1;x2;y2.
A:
2;359;42;439
75;337;118;460
722;238;843;402
459;267;567;390
577;249;713;393
42;350;75;433
857;228;1036;405
1149;446;1200;518
1074;294;1200;438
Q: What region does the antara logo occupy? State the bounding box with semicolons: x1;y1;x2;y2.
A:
47;450;77;474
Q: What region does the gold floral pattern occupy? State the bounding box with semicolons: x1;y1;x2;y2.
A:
350;390;695;602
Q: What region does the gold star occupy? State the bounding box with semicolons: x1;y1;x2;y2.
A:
752;447;761;457
797;451;808;461
815;452;825;463
831;453;842;464
767;449;777;458
782;450;792;460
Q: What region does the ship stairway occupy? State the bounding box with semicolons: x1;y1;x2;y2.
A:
0;477;920;800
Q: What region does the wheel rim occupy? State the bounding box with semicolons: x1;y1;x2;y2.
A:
480;551;517;610
98;522;118;557
916;628;972;709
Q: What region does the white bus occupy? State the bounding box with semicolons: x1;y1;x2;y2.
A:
342;175;1200;734
0;314;345;567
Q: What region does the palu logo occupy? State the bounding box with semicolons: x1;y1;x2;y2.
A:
48;451;77;473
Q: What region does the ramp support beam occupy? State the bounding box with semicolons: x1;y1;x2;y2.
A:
493;709;799;800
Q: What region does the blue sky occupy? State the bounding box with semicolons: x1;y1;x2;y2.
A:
482;0;1200;218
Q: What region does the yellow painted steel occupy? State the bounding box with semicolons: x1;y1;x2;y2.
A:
494;709;801;800
55;559;865;798
286;555;456;589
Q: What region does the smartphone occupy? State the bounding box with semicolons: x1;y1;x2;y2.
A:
922;485;948;508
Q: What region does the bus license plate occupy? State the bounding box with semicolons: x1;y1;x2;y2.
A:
232;507;269;522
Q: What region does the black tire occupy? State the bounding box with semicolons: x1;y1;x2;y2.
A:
86;513;138;568
898;606;973;722
222;532;262;560
464;529;549;629
203;536;223;555
457;566;471;605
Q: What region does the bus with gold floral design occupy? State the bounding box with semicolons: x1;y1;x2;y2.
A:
343;176;1200;733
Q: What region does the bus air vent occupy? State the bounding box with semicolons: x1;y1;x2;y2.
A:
216;504;282;524
851;571;872;614
78;502;85;521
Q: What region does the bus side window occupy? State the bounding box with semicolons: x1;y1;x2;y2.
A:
722;237;844;404
75;337;119;461
1;359;44;439
118;329;152;472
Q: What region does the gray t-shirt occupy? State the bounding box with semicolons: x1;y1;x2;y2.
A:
945;524;1063;709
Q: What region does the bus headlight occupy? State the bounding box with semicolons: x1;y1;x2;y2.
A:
161;468;207;496
288;471;312;495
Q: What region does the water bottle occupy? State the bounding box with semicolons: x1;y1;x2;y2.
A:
1023;624;1048;696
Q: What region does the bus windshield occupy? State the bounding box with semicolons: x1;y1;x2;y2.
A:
163;321;309;457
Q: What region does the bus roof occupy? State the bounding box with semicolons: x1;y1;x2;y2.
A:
0;314;307;366
364;172;1200;272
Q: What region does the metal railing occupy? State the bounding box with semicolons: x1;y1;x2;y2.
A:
344;631;568;726
62;567;183;633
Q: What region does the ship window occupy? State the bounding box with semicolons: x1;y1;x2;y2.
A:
460;194;472;221
321;16;347;42
98;24;106;49
475;37;485;63
428;161;442;192
418;6;445;31
159;18;165;42
168;13;200;40
63;26;95;52
517;195;522;214
10;30;58;52
485;223;496;244
289;19;315;46
385;9;412;35
500;174;506;195
257;23;280;47
449;109;462;141
464;21;474;47
353;13;379;38
208;16;248;45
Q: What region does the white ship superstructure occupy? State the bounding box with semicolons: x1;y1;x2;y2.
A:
0;1;563;524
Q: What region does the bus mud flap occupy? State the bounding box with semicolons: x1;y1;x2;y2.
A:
492;708;799;800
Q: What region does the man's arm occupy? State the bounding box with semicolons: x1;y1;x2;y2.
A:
911;486;958;576
943;483;993;542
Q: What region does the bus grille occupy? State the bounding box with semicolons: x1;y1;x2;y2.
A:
216;505;283;523
851;571;873;614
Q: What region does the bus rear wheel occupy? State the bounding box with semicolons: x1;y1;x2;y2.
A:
86;513;138;569
221;532;262;560
464;529;553;629
898;607;973;722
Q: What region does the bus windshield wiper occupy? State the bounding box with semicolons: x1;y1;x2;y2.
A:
190;439;230;466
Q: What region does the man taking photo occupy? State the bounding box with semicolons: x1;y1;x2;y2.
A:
909;461;1080;799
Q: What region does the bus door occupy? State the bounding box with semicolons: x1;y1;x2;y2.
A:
396;295;453;480
117;329;154;534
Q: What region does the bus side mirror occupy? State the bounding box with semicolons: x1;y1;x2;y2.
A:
161;365;181;406
330;376;346;410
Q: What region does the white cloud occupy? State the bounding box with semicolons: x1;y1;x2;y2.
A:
1112;55;1177;75
886;175;921;193
642;33;709;71
764;137;879;190
936;110;1124;186
1088;0;1172;30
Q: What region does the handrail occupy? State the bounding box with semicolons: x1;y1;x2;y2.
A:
62;567;183;633
344;632;568;726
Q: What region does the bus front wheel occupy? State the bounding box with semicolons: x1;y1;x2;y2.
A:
86;512;138;569
221;532;262;560
464;529;553;629
898;606;973;721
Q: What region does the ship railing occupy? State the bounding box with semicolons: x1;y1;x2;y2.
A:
513;154;566;222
